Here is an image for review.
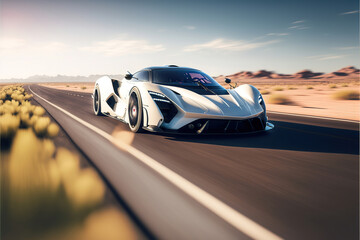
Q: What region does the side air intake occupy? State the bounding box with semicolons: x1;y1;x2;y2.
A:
106;94;117;111
148;91;178;123
111;79;121;97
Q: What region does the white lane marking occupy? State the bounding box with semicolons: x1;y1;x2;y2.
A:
29;86;282;240
268;110;359;123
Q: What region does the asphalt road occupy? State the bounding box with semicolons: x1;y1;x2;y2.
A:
28;84;359;240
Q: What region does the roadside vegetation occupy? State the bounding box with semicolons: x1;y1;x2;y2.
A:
260;90;270;95
332;90;360;100
0;85;136;240
273;86;284;91
268;94;292;105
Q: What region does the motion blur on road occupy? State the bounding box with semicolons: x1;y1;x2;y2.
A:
18;84;358;240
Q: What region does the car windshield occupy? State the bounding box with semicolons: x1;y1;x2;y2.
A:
152;69;221;87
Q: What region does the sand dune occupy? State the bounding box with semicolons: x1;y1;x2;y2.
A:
216;66;359;82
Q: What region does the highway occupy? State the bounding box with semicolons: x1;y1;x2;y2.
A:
27;84;359;240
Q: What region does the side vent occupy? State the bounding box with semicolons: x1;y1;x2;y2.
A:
148;91;178;123
111;79;121;97
106;94;117;111
155;101;178;123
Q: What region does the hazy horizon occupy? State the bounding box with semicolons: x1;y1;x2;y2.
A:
1;0;359;79
0;65;359;81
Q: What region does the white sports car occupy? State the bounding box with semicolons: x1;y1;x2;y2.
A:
92;65;274;134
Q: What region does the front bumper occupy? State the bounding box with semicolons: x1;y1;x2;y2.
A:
148;112;274;134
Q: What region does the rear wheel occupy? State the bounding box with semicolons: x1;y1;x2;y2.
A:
93;86;103;116
128;88;144;132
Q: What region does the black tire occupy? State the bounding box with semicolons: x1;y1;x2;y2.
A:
93;86;103;116
128;88;144;133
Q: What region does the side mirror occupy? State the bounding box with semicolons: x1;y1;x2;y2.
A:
125;73;132;80
225;78;237;89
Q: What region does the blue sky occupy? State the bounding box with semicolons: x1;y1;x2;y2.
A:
0;0;359;78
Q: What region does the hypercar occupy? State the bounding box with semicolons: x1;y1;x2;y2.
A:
92;65;274;134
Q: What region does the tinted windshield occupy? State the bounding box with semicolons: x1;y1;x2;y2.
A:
152;69;221;87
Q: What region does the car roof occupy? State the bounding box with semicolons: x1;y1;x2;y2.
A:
141;66;200;72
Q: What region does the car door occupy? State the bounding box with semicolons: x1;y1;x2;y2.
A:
118;71;150;118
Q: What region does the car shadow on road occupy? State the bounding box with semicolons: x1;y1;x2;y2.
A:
161;120;359;155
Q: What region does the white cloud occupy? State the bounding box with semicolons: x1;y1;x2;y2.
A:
184;25;196;30
288;26;299;29
81;37;165;56
288;25;309;30
0;38;72;79
292;20;305;24
41;41;68;52
183;38;280;52
267;33;289;36
340;10;359;15
318;55;346;61
307;54;347;61
0;38;25;49
306;54;326;59
289;19;309;30
0;38;68;55
335;46;359;50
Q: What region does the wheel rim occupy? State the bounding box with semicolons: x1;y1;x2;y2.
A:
129;93;138;127
94;90;99;112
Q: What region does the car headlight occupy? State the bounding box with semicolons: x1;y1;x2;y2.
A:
148;91;171;103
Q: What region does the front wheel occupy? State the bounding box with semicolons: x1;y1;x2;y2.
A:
93;86;103;116
128;88;144;133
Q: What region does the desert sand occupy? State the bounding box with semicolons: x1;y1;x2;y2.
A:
39;82;94;93
260;84;359;121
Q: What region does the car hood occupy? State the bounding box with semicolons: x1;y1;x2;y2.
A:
159;85;262;117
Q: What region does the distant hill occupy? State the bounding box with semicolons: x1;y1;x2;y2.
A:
215;66;359;81
322;66;360;79
0;74;124;83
